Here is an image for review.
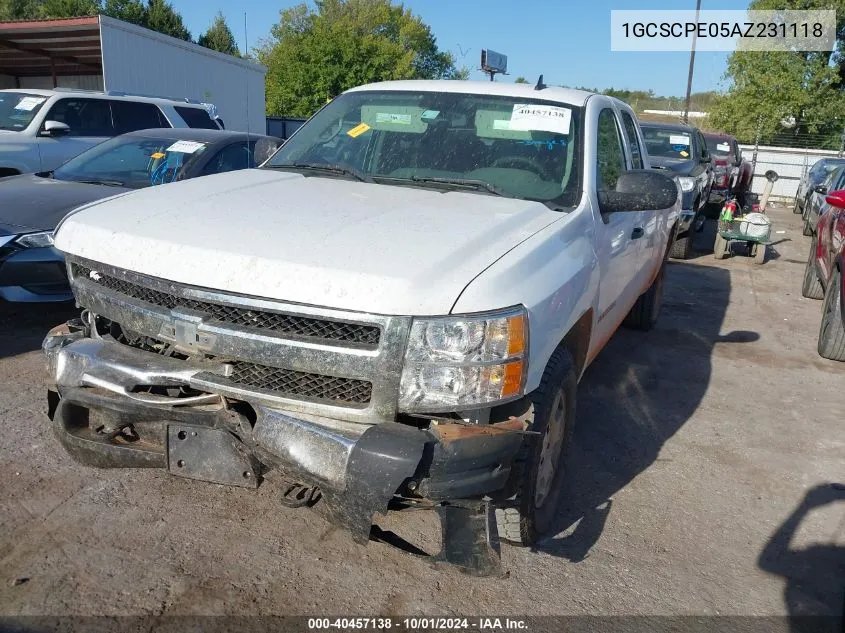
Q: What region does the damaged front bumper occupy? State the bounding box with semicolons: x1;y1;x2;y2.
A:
43;323;525;574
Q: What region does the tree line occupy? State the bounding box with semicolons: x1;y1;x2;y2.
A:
0;0;241;57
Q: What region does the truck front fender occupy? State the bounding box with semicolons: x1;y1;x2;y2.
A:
451;209;599;393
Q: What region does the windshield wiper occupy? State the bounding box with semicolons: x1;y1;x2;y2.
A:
73;179;125;187
407;176;514;198
267;162;372;183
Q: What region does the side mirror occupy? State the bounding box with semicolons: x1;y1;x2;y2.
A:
825;189;845;209
598;170;679;214
41;120;70;137
814;184;828;195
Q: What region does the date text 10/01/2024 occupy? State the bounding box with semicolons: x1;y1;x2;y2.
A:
307;618;529;630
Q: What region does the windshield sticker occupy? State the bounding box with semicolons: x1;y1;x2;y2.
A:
375;112;412;125
421;110;440;121
717;142;730;152
679;150;690;157
509;104;572;135
519;139;568;150
150;152;166;159
669;134;690;146
166;140;206;154
493;119;512;130
14;96;46;111
346;122;371;138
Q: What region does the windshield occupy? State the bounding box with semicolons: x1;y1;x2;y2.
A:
705;137;733;157
265;90;582;208
0;92;48;131
810;159;845;183
642;127;693;159
53;135;211;188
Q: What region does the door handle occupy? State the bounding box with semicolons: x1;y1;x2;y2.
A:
631;227;644;239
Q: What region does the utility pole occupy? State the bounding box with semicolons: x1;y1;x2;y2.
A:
683;0;702;124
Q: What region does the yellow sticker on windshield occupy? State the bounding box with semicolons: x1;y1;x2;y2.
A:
347;123;371;138
680;150;689;158
151;152;166;159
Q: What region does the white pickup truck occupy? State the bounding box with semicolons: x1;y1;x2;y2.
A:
43;80;679;575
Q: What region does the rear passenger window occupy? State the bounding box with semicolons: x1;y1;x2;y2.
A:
44;98;114;136
201;141;254;175
597;109;626;191
111;101;169;134
175;106;219;130
620;112;643;170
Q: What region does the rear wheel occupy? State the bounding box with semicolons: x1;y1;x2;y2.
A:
793;194;803;214
495;348;577;546
818;269;845;361
802;238;824;299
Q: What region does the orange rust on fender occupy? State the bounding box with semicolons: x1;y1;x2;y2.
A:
433;418;525;445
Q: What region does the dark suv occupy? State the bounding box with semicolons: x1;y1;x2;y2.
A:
641;122;714;259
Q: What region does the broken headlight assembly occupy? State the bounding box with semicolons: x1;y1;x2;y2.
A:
398;306;528;412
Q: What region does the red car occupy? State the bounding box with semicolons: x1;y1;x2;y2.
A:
802;189;845;361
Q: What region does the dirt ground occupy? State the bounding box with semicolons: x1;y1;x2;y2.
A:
0;202;843;622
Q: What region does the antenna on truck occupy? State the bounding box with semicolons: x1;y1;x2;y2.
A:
244;11;251;168
534;75;547;91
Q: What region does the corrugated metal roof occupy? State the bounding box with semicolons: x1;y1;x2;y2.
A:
0;15;102;78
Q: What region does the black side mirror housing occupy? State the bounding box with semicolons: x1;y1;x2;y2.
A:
598;169;679;214
813;183;828;194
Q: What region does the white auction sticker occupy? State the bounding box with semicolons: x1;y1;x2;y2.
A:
509;104;571;135
493;119;512;130
375;112;412;125
669;134;690;145
14;96;46;111
166;140;206;154
717;142;731;152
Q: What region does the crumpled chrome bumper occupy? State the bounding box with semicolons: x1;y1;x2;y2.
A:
43;323;525;574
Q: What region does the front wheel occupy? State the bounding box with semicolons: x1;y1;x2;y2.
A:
495;348;577;546
793;194;803;214
670;234;692;259
802;237;824;299
803;217;814;237
714;233;729;259
753;242;767;265
818;269;845;362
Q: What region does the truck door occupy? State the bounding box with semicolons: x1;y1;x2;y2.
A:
593;107;643;339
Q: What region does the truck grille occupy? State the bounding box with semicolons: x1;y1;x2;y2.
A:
213;362;372;404
71;264;381;347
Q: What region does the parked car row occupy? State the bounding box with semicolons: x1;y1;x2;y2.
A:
640;121;751;260
802;188;845;362
794;159;845;237
0;128;280;302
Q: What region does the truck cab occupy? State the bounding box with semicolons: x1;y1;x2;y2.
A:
43;80;679;574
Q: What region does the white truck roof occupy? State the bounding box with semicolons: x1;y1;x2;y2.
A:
345;80;596;108
0;87;213;109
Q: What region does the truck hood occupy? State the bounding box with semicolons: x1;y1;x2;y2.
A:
55;169;562;315
0;174;130;233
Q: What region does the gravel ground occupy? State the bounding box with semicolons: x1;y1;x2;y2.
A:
0;202;843;623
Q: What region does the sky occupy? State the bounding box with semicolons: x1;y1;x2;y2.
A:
177;0;740;98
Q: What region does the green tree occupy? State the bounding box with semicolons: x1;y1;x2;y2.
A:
0;0;41;19
258;0;459;117
198;11;241;57
144;0;190;40
514;76;528;84
709;0;845;146
102;0;146;24
39;0;100;17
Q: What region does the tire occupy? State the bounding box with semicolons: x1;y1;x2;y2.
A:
802;238;824;299
495;348;577;546
754;242;767;265
793;194;803;214
670;234;692;259
714;233;728;259
803;216;814;237
818;269;845;362
624;260;665;331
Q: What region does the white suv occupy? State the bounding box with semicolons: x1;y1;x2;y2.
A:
0;89;224;176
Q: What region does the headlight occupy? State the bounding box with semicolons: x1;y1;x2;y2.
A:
15;231;54;248
677;176;696;192
398;306;528;412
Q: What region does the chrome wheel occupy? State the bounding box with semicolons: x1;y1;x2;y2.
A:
534;388;567;508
